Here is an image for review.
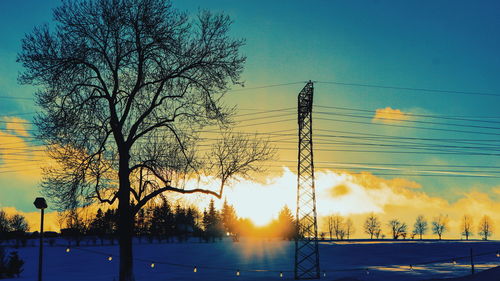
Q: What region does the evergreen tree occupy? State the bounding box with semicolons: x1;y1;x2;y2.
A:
203;199;224;241
149;201;175;242
88;208;107;244
135;209;147;240
174;204;188;242
221;199;238;235
101;209;119;244
277;206;296;240
185;207;198;228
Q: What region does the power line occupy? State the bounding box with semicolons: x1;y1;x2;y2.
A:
315;111;500;131
315;129;500;143
228;81;305;92
0;82;305;103
315;105;500;122
0;96;33;100
316;81;500;97
316;117;500;137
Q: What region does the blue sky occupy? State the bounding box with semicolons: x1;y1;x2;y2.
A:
1;0;500;218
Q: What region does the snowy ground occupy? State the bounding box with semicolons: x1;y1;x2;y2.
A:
3;238;500;280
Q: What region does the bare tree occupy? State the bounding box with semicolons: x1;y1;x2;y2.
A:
345;218;355;240
413;215;428;240
325;214;345;240
364;213;381;239
338;228;346;240
8;215;29;232
207;131;275;191
431;214;448;240
16;1;275;280
56;211;68;232
388;219;407;240
478;215;494;240
325;216;334;240
461;215;473;240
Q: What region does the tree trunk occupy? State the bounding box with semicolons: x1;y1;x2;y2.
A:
118;153;135;281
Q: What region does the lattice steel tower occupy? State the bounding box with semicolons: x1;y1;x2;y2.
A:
295;81;320;279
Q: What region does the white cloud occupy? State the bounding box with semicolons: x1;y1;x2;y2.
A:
372;107;410;123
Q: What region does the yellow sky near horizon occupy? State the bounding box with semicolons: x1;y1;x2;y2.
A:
1;110;500;240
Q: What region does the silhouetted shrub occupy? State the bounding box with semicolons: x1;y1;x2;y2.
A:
6;251;24;277
0;248;24;278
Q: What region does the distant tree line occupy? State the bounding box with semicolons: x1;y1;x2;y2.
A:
1;207;495;244
0;210;29;247
0;210;29;236
53;199;297;245
323;213;495;241
324;214;355;240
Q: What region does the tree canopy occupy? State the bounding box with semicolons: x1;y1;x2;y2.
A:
18;1;274;280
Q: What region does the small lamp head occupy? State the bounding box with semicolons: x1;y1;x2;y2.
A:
34;197;47;209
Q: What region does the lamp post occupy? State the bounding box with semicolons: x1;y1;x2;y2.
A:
34;197;47;281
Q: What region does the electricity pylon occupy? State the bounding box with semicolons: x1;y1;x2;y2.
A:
295;81;320;279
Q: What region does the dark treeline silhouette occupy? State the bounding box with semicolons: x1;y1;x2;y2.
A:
0;210;29;248
0;211;26;279
322;213;495;241
54;200;297;245
1;207;495;247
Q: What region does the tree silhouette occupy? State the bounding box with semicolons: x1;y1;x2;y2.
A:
345;218;355;240
134;208;147;242
461;215;473;240
184;207;201;238
173;204;198;242
149;200;175;242
431;214;448;240
8;215;29;233
478;215;493;240
364;213;381;239
17;1;275;280
63;209;88;246
276;206;296;240
221;199;238;235
88;208;107;245
388;219;407;240
0;210;9;234
203;199;224;241
326;214;345;240
413;215;427;240
0;250;24;278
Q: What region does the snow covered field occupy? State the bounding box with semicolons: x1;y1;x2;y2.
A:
3;238;500;280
